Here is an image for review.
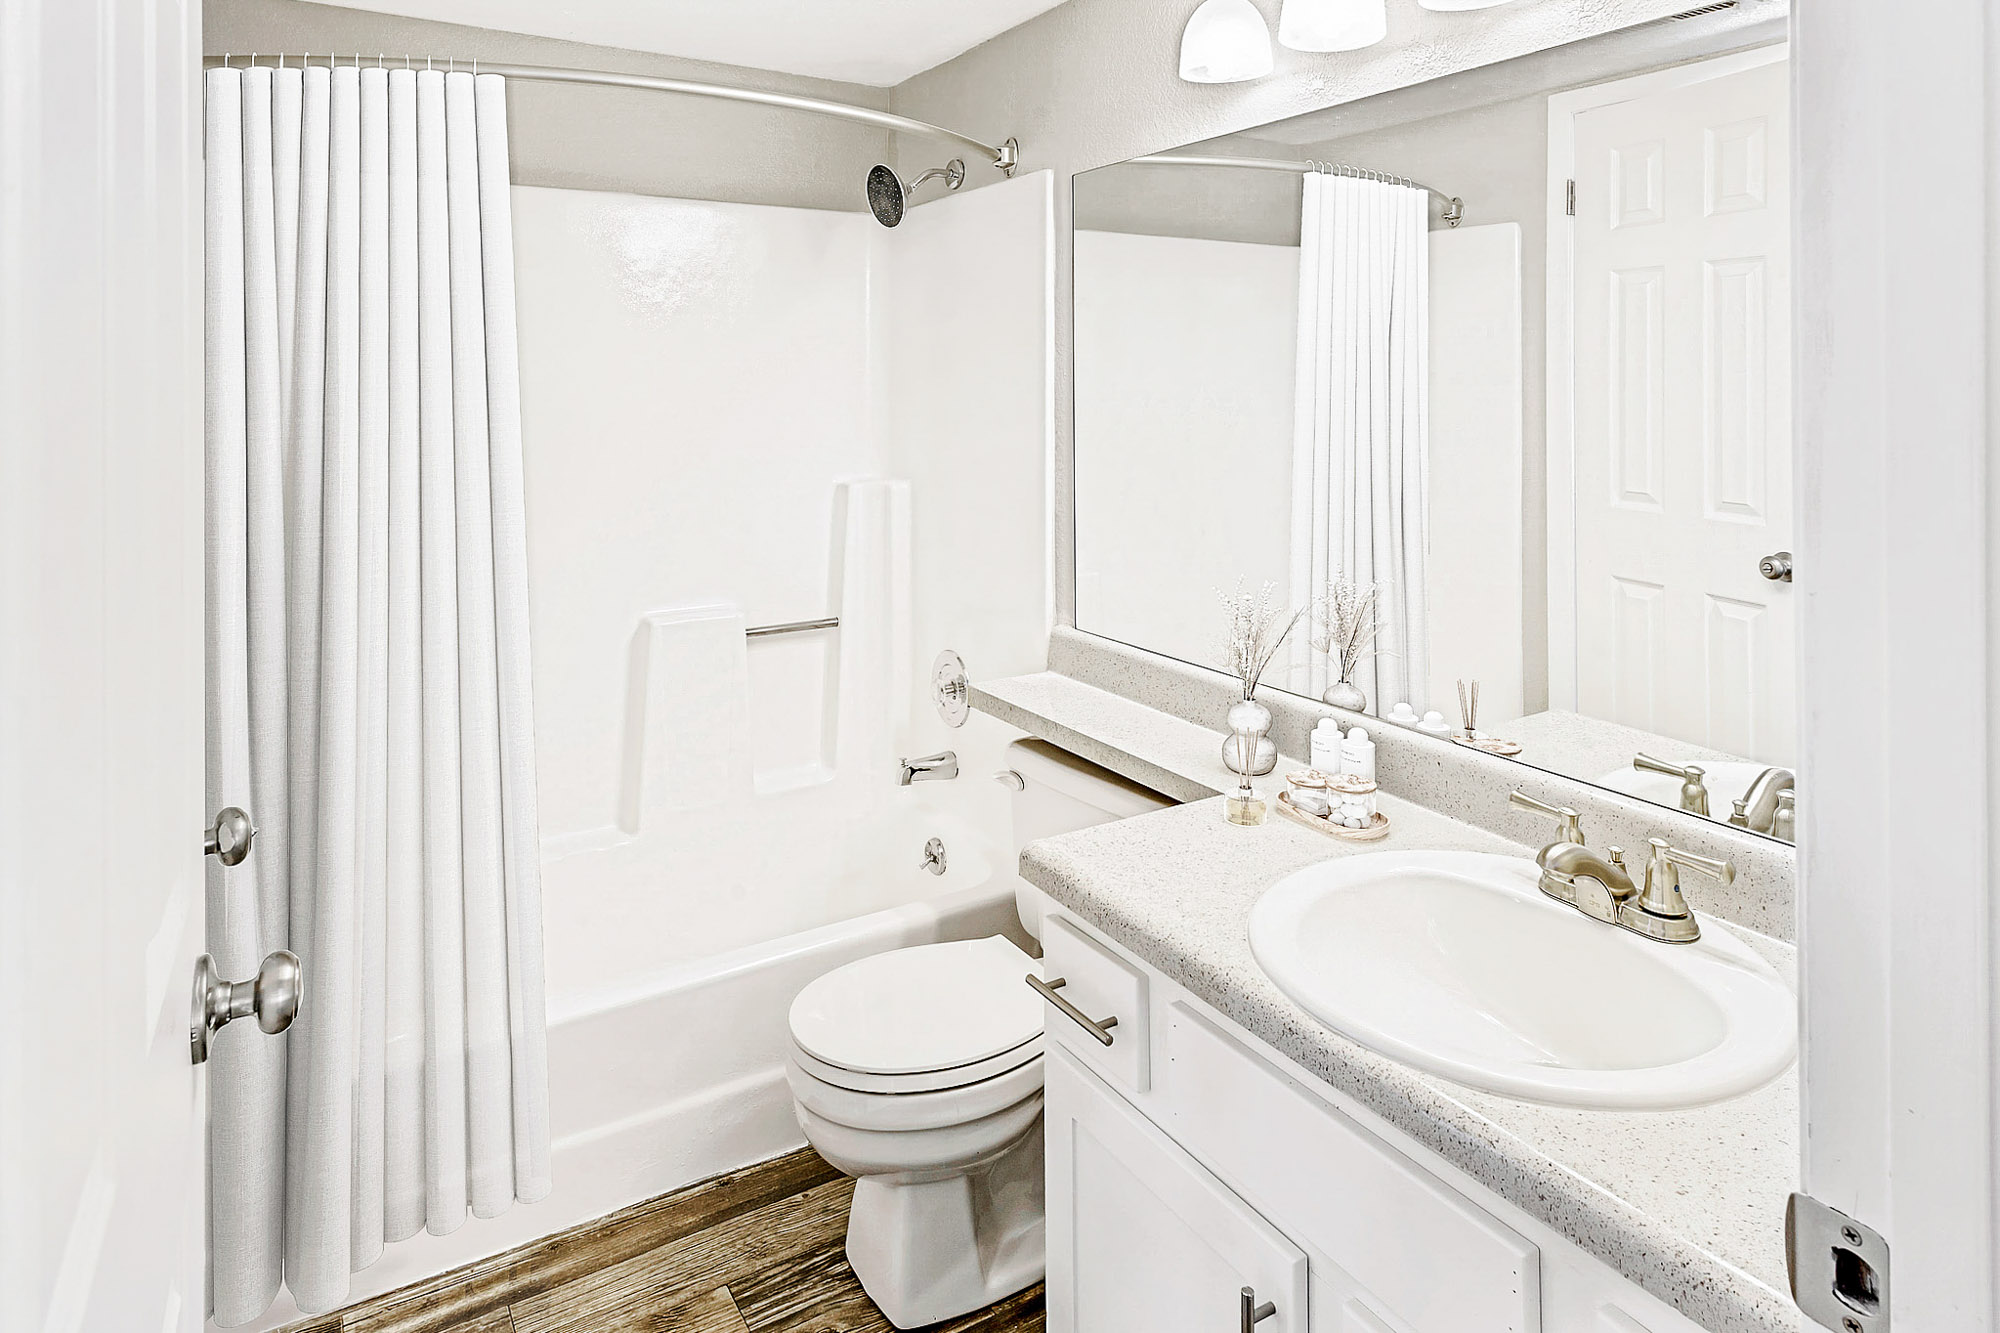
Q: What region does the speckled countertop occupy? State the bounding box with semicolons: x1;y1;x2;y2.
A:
1021;793;1801;1333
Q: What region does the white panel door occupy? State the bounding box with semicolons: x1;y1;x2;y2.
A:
1568;57;1793;765
0;3;208;1332
1046;1048;1308;1333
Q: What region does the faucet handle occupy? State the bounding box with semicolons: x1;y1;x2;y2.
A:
1651;839;1735;886
1635;837;1735;938
1508;790;1583;846
1633;753;1710;816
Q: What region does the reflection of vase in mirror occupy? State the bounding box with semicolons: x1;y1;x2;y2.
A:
1223;696;1278;776
1323;677;1367;712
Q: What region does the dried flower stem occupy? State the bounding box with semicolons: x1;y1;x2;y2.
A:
1311;575;1388;683
1216;581;1304;699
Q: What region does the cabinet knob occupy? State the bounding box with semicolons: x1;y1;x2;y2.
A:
1241;1286;1278;1332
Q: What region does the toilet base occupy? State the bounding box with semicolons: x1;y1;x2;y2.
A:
844;1119;1046;1329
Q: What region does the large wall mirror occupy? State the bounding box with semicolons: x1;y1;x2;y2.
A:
1072;11;1797;840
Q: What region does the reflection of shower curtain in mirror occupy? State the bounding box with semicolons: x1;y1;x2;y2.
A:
204;64;549;1324
1286;173;1431;712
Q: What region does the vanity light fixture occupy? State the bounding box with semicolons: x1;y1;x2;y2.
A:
1179;0;1275;83
1278;0;1387;51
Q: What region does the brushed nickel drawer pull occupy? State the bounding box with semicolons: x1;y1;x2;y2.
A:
1241;1287;1278;1331
1026;973;1118;1047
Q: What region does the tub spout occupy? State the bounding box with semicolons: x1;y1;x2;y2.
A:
899;751;958;786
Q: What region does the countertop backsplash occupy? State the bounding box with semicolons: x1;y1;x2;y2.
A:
1036;626;1796;941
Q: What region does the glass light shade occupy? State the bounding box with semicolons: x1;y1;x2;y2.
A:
1417;0;1520;9
1278;0;1387;52
1179;0;1275;84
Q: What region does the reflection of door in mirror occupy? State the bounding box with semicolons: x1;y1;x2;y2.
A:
1554;50;1793;767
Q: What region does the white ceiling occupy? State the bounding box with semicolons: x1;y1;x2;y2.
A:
311;0;1074;87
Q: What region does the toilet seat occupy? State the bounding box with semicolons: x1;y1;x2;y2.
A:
789;1031;1043;1094
789;936;1042;1080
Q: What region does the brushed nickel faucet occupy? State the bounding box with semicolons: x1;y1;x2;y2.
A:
1508;791;1735;944
1728;766;1796;840
1632;753;1710;816
899;750;958;785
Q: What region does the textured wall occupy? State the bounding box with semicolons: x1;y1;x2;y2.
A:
889;0;1788;625
203;0;894;210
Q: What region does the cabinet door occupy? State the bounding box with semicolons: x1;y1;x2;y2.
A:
1047;1046;1309;1333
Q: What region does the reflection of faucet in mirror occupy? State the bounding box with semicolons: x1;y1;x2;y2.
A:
1632;754;1709;817
1728;767;1796;839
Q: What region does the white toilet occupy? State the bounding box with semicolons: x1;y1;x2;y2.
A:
785;740;1172;1329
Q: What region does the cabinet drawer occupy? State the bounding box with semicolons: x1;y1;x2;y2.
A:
1162;1002;1538;1333
1036;915;1150;1093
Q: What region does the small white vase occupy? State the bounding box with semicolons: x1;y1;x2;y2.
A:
1322;677;1368;713
1222;697;1278;776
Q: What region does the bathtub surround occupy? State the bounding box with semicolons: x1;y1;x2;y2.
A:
1071;228;1298;658
205;66;549;1322
515;178;1052;995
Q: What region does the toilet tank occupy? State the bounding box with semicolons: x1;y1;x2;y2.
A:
1005;739;1174;941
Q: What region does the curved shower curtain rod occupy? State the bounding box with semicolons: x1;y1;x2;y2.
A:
205;53;1021;176
1129;152;1462;227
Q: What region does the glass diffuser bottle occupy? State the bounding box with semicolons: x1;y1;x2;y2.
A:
1224;726;1268;826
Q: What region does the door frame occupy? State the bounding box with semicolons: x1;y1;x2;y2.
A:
1793;0;1995;1323
1542;42;1789;711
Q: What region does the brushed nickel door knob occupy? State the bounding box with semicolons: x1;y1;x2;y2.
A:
191;949;302;1065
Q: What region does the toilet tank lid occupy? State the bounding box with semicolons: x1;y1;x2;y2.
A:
1006;739;1174;819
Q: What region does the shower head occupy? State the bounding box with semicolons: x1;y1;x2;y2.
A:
866;158;965;227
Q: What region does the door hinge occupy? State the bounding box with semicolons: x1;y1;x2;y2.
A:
1565;179;1576;216
1787;1193;1889;1331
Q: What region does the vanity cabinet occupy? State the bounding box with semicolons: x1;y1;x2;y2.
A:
1038;910;1713;1333
1046;1050;1308;1333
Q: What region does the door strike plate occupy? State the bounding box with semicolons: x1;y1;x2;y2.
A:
1787;1192;1889;1332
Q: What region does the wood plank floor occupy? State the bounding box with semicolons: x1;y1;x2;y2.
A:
280;1149;1045;1333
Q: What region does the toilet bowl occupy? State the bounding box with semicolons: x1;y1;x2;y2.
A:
787;935;1048;1328
786;742;1173;1329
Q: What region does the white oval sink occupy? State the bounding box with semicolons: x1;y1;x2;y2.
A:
1248;850;1796;1109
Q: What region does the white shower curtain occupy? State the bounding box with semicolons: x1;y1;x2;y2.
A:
204;64;550;1325
1286;171;1432;711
